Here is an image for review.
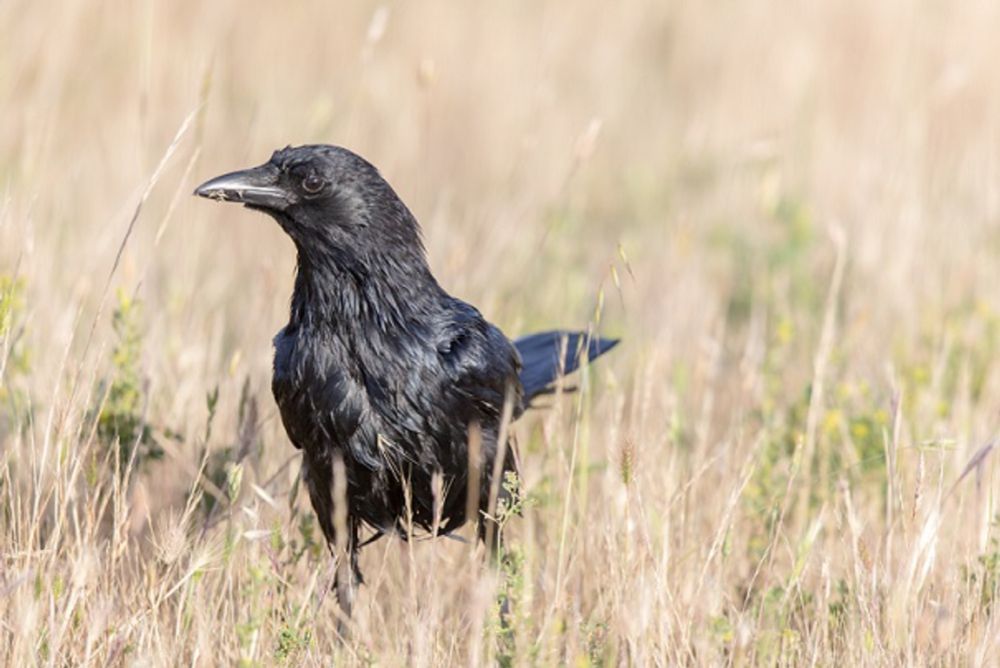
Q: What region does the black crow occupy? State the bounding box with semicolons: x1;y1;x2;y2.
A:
194;145;617;615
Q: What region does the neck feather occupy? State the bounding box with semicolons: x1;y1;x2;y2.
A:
289;240;442;335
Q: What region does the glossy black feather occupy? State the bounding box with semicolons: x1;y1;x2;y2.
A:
515;331;620;401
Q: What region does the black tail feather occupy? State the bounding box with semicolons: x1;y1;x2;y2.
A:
514;330;619;403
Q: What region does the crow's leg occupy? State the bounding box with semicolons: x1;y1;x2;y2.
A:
334;518;363;621
477;513;503;563
479;444;517;561
479;486;514;628
303;455;362;626
477;515;514;632
479;438;523;631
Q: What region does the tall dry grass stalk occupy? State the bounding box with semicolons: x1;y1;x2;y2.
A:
3;0;1000;664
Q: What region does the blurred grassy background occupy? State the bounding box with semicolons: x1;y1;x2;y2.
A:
4;0;1000;664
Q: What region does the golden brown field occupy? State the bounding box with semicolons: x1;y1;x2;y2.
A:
3;0;1000;664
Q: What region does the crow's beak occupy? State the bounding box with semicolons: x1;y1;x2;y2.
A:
194;163;290;211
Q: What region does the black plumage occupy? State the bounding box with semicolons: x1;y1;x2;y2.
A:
194;145;617;613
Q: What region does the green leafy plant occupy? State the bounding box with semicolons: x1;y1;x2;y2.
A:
963;513;1000;614
0;274;30;435
274;621;311;661
95;290;161;467
200;378;261;518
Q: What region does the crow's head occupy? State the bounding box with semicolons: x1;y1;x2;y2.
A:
194;145;425;275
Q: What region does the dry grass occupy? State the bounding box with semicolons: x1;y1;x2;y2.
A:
3;0;1000;665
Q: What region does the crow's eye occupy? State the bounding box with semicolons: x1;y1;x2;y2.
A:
302;174;325;194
